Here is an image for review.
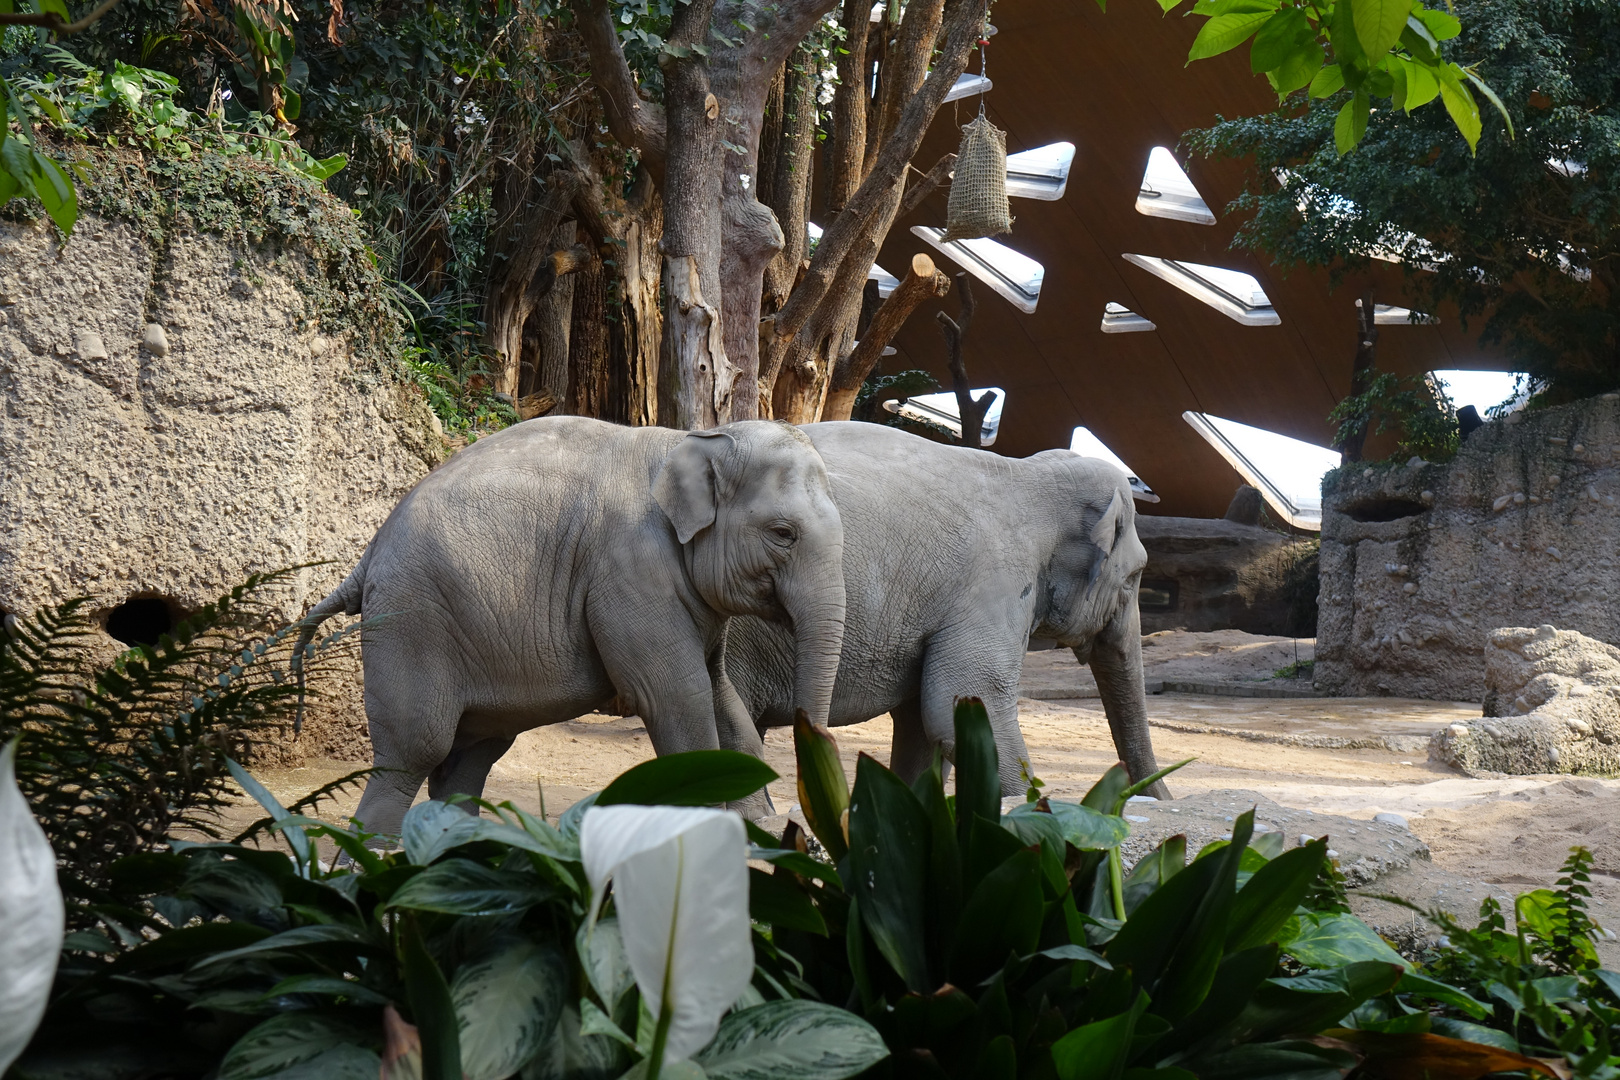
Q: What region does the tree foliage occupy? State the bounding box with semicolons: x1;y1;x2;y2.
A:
1189;0;1620;405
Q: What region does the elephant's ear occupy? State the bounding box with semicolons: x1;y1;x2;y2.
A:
653;430;736;544
1085;488;1130;599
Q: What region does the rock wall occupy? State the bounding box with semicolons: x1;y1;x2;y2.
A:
1134;516;1317;637
1316;394;1620;700
0;207;444;763
1431;626;1620;775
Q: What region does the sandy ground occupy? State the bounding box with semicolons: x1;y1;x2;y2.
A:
224;630;1620;959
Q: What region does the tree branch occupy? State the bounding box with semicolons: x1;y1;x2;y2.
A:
899;152;957;218
570;0;668;183
0;0;123;33
824;253;950;420
939;272;992;448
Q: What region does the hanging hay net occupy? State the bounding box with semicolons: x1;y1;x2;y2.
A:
942;113;1012;242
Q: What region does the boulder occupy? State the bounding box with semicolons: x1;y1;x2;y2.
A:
1430;625;1620;775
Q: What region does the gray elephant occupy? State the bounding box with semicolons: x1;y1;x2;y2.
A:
296;416;846;835
718;421;1167;799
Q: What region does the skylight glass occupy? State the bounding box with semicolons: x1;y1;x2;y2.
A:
943;73;993;103
1431;370;1528;416
1373;304;1438;326
1182;412;1340;531
1100;302;1155;334
1070;426;1158;502
883;388;1006;446
1122;254;1279;326
1005;142;1076;202
912;226;1044;313
807;222;898;297
1136;147;1215;225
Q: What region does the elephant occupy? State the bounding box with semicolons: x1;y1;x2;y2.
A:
716;421;1168;799
296;416;847;835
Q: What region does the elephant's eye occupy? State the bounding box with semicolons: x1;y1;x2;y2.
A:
768;524;797;544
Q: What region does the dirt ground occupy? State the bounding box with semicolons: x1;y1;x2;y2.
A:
232;630;1620;960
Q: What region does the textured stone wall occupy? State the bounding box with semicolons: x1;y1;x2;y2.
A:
0;211;444;762
1316;394;1620;701
1134;516;1316;636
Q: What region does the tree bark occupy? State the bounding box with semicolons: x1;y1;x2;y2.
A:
823;253;950;421
830;0;874;211
571;0;668;181
567;250;612;419
1336;290;1380;462
938;273;993;448
530;220;579;406
900;151;958;218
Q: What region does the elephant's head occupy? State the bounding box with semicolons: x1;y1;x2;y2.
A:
653;421;847;727
1034;456;1166;797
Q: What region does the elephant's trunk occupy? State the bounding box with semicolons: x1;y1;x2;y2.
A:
781;559;847;730
1087;597;1170;800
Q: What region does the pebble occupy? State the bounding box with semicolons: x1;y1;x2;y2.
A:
1373;812;1409;828
1125;814;1150;823
142;322;169;356
1300;833;1317;845
1126;795;1157;803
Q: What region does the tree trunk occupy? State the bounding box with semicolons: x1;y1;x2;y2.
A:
567;250;612;419
824;253;950;421
1337;290;1379;462
830;0;873;211
529;221;579;406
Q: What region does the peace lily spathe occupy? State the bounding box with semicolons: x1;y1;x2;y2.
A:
0;739;64;1074
580;805;752;1068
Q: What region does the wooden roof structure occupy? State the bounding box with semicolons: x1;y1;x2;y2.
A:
877;0;1505;519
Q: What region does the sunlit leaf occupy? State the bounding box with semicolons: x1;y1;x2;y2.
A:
1188;11;1276;61
1350;0;1412;64
1437;65;1482;151
1334;90;1370;154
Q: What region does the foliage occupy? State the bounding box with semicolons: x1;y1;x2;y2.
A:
0;570;360;901
1273;657;1316;679
405;347;518;439
1328;368;1460;462
1189;0;1620;405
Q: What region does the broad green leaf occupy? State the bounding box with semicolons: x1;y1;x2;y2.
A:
1188;11;1275;61
1267;42;1325;96
1153;809;1255;1020
1032;943;1113;969
1334;90;1370;154
1350;0;1412;65
1051;990;1150;1080
1081;763;1131;814
227;758;310;869
29;152;77;235
694;1000;889;1080
1428;1016;1520;1051
1397;970;1490;1019
1327;0;1368;71
953;698;1001;848
453;938;566;1080
385;858;553;915
528;1003;635;1079
793;713;850;862
1401;16;1440;61
1278;910;1407;969
1250;7;1313;73
911;754;962;966
1187;1039;1358;1080
109;920;271;973
402;800;481;865
580;804;753;1065
597;749;776;809
400;913;461;1080
951;848;1044;984
749;866;827;935
1412;5;1460;40
1466;69;1514;138
192;923;378;969
577;916;635;1013
1238;961;1405;1041
1227;839;1327;953
1001;803;1068;851
261;974;389;1006
1191;0;1277;16
1437;64;1481;151
1309;63;1345;97
847;754;932;992
1034;800;1130;850
1105;842;1228;993
218;1013;379;1080
301;153;346;181
748;846;841;888
1122;833;1187;915
1147;945;1278;1061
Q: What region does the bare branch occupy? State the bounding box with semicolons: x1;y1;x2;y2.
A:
570;0;667;182
0;0;123;33
899;152;957;218
824;253;950;420
939;272;991;448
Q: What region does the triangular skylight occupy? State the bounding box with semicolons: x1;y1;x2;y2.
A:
912;226;1043;313
807;222;898;297
883;387;1006;446
1373;304;1438;326
1182;412;1340;531
1070;426;1158;502
1100;302;1155;334
943;73;993;103
1005;142;1076;202
1431;370;1528;416
1136;147;1215;225
1123;254;1279;326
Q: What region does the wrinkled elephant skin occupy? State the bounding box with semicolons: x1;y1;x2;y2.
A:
720;422;1165;798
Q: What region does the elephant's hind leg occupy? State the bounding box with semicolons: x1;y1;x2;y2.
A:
429;735;517;814
353;674;463;838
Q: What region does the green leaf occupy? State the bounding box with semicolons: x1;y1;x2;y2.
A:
793;714;850;862
301;153;346;181
1153;810;1254;1020
110;921;272;973
1189;11;1275;61
1281;910;1407;969
694;1000;889;1080
1148;945;1279;1061
1227;840;1328;953
453;938;566;1080
597;749;776;809
577;917;636;1015
1350;0;1412;64
1437;64;1481;151
750;866;828;935
1465;69;1513;139
1413;5;1460;40
261;974;389;1006
219;1013;379;1080
228;758;310;868
1334;90;1370;154
749;846;841;888
953;697;1001;848
1236;962;1405;1042
30;152;77;235
1191;0;1278;16
951;848;1044;984
847;753;933;992
1309;63;1346;97
1189;1039;1359;1080
192;923;378;969
1267;42;1326;96
1081;764;1131;814
1051;990;1150;1080
1032;943;1113;969
400;912;461;1080
385;858;553;915
1250;7;1313;73
1397;970;1490;1019
1428;1016;1519;1051
1027;800;1129;850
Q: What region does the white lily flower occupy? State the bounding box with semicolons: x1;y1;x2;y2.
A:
580;805;751;1068
0;739;63;1074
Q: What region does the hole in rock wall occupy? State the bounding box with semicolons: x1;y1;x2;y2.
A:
105;596;179;647
1338;497;1430;523
1138;579;1179;612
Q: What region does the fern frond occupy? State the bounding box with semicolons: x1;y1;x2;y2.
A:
230;767;377;845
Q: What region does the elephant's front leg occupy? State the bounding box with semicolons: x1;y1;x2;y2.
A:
904;637;1032;797
594;610;724;760
710;646;774;819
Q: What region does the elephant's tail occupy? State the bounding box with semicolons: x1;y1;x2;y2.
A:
291;559;367;735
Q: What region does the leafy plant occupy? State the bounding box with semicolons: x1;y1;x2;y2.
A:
0;569;359;900
1328;368;1460;463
